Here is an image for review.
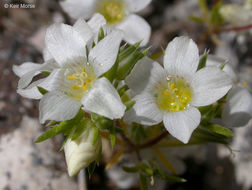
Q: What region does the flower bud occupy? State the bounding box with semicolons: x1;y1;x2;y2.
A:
220;5;252;27
64;126;101;177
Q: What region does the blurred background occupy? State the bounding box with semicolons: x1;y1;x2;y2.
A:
0;0;252;189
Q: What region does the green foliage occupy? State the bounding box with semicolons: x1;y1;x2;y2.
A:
204;124;233;137
116;46;150;80
197;53;208;70
130;123;147;144
210;3;223;27
37;86;48;95
188;16;205;23
98;27;105;42
35;110;84;143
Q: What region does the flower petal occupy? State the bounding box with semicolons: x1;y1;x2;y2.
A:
163;107;201;144
125;57;166;95
17;79;45;99
73;18;94;44
191;66;233;107
45;23;86;66
81;77;126;119
17;61;59;89
13;62;41;77
39;91;81;124
124;0;152;12
117;14;151;46
60;0;96;19
222;86;252;127
43;48;53;62
206;55;237;82
164;36;199;79
124;92;163;125
89;30;123;76
87;13;106;34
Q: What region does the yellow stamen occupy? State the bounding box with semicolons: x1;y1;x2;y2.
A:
83;83;87;90
156;77;192;112
67;76;75;80
242;82;247;87
72;85;80;89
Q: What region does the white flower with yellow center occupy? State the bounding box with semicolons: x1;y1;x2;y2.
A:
206;55;252;128
124;37;233;143
14;15;126;123
60;0;151;46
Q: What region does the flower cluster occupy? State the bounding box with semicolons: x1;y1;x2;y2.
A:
13;0;252;188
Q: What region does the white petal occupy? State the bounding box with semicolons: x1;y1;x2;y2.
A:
117;14;151;46
17;79;45;99
17;61;59;89
191;66;233;107
81;77;126;119
124;92;163;125
73;18;94;44
87;13;106;33
124;0;152;12
163;107;201;144
45;23;86;66
125;57;166;95
39;91;81;124
60;0;96;19
13;62;41;77
43;48;53;62
206;55;238;82
89;30;123;76
222;86;252;127
164;36;199;79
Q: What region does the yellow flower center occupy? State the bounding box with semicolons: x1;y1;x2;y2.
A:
156;77;193;112
96;0;125;24
67;66;96;100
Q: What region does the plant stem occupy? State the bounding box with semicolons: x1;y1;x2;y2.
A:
215;24;252;33
138;131;169;149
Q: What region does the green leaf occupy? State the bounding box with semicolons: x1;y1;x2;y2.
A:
198;0;208;15
116;47;149;80
98;27;105;42
122;166;139;173
118;41;141;62
140;174;148;190
204;124;233;137
41;71;50;76
37;86;48;95
189;15;205;23
109;130;116;149
71;119;89;140
35;110;84;143
125;100;136;111
197;53;208;70
118;85;129;96
87;162;96;179
210;3;223;27
130;123;146;144
35;122;70;143
92;126;100;145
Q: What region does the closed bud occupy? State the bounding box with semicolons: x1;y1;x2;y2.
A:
64;126;101;177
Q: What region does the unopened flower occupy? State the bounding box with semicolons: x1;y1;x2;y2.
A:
64;125;101;177
60;0;151;46
206;56;252;128
125;37;232;143
14;16;126;123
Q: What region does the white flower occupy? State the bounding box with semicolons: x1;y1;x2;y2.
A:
220;4;252;27
60;0;152;46
124;37;232;143
14;15;126;123
13;14;106;100
64;125;101;177
206;55;252;128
